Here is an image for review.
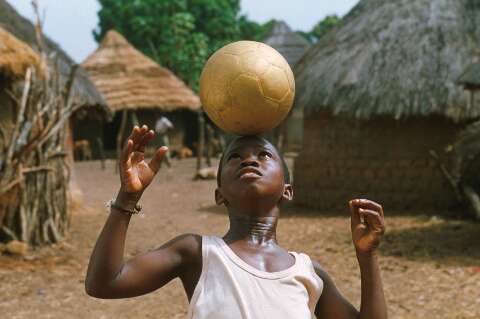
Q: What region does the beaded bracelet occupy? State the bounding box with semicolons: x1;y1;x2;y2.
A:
106;199;142;215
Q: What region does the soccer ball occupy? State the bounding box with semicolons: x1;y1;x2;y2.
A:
199;41;295;135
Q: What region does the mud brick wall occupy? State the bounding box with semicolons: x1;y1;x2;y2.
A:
294;112;461;212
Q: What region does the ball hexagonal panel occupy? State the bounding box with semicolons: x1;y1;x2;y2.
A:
199;40;295;135
259;64;291;102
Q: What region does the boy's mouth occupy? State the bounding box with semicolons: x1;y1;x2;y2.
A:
236;167;262;179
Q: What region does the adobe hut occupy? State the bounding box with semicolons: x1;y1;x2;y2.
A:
82;30;201;156
0;0;111;160
294;0;480;211
263;21;311;151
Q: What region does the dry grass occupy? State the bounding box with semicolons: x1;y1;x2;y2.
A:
0;27;40;79
82;30;201;112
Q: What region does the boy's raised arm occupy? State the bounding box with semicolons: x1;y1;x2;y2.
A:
85;125;201;299
314;199;387;319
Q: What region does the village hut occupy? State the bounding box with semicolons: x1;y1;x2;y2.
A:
293;0;480;211
0;2;112;245
0;26;89;245
0;0;111;160
82;30;201;156
263;21;311;151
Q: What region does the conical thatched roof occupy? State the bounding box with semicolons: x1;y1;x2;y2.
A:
295;0;480;121
82;30;201;112
263;21;310;67
0;27;40;79
0;0;109;115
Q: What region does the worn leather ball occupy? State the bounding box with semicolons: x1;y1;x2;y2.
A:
199;41;295;135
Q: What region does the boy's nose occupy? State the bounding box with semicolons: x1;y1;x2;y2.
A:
240;156;259;167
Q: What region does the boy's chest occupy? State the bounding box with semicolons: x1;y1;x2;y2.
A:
227;243;296;272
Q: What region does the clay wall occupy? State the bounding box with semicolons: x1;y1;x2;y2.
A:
294;112;460;211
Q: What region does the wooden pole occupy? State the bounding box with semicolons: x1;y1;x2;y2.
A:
196;112;205;171
116;110;128;173
96;137;106;170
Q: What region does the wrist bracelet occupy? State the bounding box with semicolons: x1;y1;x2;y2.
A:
106;199;142;215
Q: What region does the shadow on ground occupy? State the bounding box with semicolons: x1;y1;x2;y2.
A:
379;221;480;266
197;203;480;267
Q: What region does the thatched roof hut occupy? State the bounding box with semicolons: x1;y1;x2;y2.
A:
264;20;311;67
0;0;109;113
0;26;83;244
294;0;480;211
82;30;201;112
295;0;480;121
82;30;201;153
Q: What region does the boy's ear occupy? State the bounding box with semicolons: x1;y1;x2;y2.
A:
281;184;293;202
215;188;228;206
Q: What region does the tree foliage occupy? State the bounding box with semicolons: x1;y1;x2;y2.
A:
299;15;341;43
94;0;269;91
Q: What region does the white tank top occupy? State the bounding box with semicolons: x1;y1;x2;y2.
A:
187;236;323;319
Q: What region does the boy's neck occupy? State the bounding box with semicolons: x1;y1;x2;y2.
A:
224;211;279;245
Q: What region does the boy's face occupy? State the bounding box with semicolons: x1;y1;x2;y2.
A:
215;136;292;211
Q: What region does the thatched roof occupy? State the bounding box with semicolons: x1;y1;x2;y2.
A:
295;0;480;121
0;0;110;116
263;21;310;67
458;62;480;89
0;27;40;79
82;30;201;112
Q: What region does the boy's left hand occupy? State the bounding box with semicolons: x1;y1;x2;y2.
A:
349;199;385;255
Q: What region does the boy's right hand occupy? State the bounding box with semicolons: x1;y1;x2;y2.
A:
117;125;168;203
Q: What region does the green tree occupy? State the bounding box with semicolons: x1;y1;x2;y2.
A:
299;15;341;43
94;0;269;91
311;15;340;40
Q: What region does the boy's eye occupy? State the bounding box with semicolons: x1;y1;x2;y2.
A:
259;151;272;159
227;153;241;161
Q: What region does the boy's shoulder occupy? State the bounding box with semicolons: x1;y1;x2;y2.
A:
166;233;202;262
308;258;336;285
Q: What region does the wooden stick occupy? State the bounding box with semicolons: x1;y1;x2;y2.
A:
116;110;128;173
6;69;32;165
196;112;205;171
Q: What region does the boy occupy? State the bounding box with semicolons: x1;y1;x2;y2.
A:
86;125;387;319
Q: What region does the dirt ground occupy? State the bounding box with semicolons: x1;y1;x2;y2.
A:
1;158;479;319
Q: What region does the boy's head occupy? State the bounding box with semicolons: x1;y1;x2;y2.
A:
215;136;293;211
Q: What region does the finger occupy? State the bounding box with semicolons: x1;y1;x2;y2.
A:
129;126;142;145
137;130;155;153
140;124;149;135
121;139;134;166
349;200;361;229
148;146;168;173
132;129;150;152
132;125;149;146
359;209;385;234
352;199;384;217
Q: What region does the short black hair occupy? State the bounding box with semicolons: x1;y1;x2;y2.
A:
216;136;291;186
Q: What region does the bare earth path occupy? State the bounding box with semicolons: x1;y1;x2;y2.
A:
1;159;479;318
